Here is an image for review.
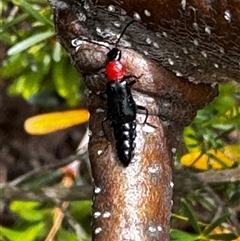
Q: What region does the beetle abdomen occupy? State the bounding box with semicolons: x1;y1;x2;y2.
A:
112;121;136;166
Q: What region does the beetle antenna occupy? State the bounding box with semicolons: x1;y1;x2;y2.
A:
115;20;135;47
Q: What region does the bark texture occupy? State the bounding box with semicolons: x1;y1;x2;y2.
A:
46;0;240;240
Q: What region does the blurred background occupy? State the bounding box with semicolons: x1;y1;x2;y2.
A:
0;0;239;240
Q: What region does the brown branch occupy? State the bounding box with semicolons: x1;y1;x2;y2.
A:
8;153;88;186
1;168;239;202
1;185;92;202
46;0;240;240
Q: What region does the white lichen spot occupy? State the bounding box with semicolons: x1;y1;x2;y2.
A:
113;21;121;28
51;1;69;10
162;31;168;37
143;50;149;56
93;212;101;218
98;130;104;137
163;101;170;107
96;108;105;113
174;52;180;58
146;37;152;44
224;10;232;22
201;50;207;58
107;5;115;12
71;38;83;47
205;26;211;35
188;76;195;82
85;88;92;95
170;181;174;188
181;0;186;10
219;47;225;54
157;225;163;232
214;63;219;68
94;187;101;194
97;150;103;155
193;39;199;46
168;58;174;65
175;71;183;77
96;27;102;35
94;227;102;235
83;3;89;10
170;200;174;206
171;147;177;154
133;12;141;21
142;124;155;133
102;211;111;218
148;226;157;232
144;9;151;17
153;42;160;48
162;121;170;127
192;22;198;31
182;47;188;54
148;164;161;174
155;32;161;38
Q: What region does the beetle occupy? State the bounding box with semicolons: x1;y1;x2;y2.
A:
71;21;148;166
102;21;148;166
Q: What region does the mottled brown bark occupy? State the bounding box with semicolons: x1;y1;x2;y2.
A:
96;0;240;84
46;0;239;240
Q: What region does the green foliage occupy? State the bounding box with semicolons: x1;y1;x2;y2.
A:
184;83;240;151
171;200;238;241
1;0;83;107
0;201;51;241
70;201;92;235
0;201;92;241
181;199;202;234
177;83;240;240
171;229;200;241
182;83;240;169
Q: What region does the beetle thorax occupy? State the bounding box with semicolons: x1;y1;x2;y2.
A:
105;60;126;81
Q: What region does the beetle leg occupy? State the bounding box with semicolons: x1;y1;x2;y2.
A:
137;105;148;124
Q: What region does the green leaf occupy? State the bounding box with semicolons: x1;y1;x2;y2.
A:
52;59;81;106
208;233;238;240
70;201;91;234
1;13;28;31
12;0;53;27
224;112;240;125
203;213;231;235
181;199;202;234
10;201;48;221
8;71;43;98
229;185;240;203
7;31;54;55
170;229;200;241
52;42;62;62
1;53;28;78
33;50;52;75
56;229;79;241
183;127;200;152
0;222;46;241
0;32;16;45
